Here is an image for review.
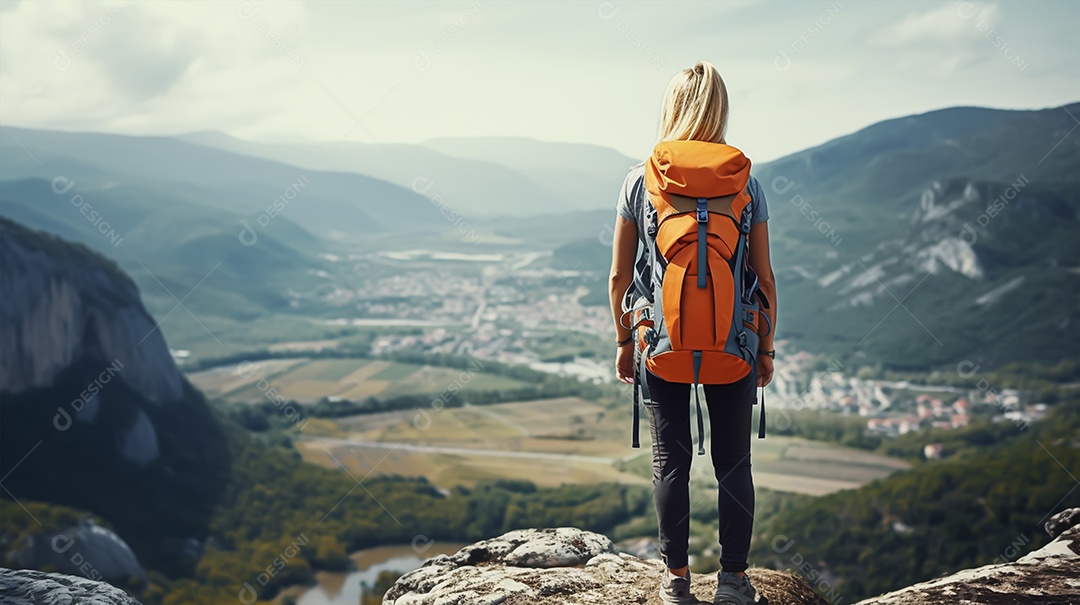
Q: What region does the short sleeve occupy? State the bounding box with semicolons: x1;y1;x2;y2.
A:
616;163;646;223
748;175;769;224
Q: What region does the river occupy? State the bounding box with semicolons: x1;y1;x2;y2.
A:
291;543;467;605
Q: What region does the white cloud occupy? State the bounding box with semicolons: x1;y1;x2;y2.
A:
861;2;1008;78
871;1;1001;47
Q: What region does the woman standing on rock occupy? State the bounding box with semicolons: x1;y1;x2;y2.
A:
608;61;777;605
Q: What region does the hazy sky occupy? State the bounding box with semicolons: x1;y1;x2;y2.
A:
1;0;1077;163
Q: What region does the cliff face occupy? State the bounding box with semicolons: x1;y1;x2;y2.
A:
0;217;184;408
0;218;230;576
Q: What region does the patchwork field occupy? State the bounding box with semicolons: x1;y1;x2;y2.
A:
190;358;910;495
184;358;308;399
186;357;528;403
298;397;910;495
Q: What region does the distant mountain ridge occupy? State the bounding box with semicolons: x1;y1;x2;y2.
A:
0;126;445;236
173;132;640;217
175;131;579;217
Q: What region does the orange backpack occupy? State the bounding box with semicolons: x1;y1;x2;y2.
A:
623;140;772;453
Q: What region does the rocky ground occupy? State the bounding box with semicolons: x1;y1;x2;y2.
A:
387;508;1080;605
383;527;826;605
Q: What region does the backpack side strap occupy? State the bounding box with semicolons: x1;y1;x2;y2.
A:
758;385;767;439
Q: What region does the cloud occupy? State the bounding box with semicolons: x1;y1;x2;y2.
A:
862;1;1005;78
870;1;1001;47
83;4;203;100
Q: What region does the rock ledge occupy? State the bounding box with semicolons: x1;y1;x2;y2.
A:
384;527;827;605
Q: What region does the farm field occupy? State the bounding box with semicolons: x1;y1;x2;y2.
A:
184;358;308;399
299;397;911;495
189;359;910;495
186;357;529;403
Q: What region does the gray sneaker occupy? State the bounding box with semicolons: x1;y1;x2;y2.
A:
659;569;696;604
713;571;757;605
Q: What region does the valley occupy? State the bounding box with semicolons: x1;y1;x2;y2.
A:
2;101;1077;605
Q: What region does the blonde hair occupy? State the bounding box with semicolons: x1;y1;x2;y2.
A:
656;61;729;144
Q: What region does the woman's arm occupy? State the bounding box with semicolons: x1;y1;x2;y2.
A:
609;216;638;383
748;220;777;386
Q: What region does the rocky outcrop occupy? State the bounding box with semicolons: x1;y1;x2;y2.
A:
854;508;1080;605
823;177;1075;310
0;567;143;605
384;527;827;605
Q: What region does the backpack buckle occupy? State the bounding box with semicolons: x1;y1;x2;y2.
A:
644;327;659;347
696;198;708;223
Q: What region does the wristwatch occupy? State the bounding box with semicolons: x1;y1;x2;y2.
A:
759;349;775;358
617;336;634;347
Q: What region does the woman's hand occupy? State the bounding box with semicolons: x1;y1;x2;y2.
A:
616;343;635;384
757;354;774;387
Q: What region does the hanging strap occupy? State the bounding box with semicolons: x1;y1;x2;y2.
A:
632;369;641;448
692;350;705;455
634;342;653;450
758;385;767;439
632;341;644;449
638;347;652;402
696;198;708;289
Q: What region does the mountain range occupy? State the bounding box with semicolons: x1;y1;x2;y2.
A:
2;103;1077;371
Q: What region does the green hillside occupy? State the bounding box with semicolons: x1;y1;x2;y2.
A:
749;400;1080;601
0;178;330;320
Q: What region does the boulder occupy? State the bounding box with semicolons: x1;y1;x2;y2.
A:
0;567;143;605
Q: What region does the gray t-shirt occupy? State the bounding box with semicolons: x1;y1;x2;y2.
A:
616;161;769;227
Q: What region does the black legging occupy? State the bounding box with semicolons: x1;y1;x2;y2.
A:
644;366;756;572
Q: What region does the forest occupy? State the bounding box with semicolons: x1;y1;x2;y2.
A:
748;398;1079;600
